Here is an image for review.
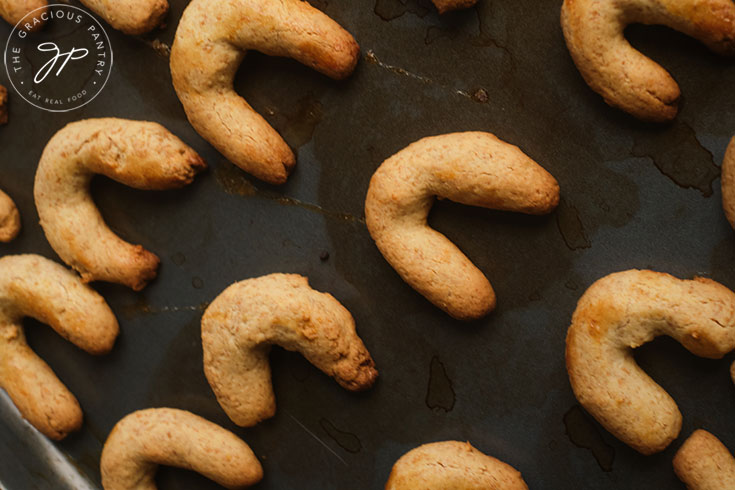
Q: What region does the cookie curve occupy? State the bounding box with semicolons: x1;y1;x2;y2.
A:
34;118;206;291
0;0;47;30
364;131;559;321
566;270;735;454
78;0;168;35
721;136;735;228
170;0;359;185
560;0;735;122
201;273;378;427
385;440;528;490
0;189;20;242
673;430;735;490
0;254;119;440
100;408;263;490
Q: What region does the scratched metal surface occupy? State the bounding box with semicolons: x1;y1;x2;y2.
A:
1;0;734;488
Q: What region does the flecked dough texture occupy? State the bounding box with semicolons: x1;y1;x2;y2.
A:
0;254;118;440
432;0;478;14
0;189;20;242
721;137;735;228
566;270;735;455
101;408;263;490
79;0;168;35
561;0;735;122
0;0;46;29
202;273;378;427
34;118;206;291
170;0;359;185
385;441;528;490
365;132;559;321
0;84;8;124
674;430;735;490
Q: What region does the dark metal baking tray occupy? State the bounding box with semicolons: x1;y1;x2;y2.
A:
1;0;734;488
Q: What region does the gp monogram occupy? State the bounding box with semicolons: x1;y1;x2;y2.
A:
3;4;113;112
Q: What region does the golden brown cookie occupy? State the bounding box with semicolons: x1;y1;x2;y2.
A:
674;430;735;490
432;0;478;14
566;270;735;454
170;0;359;185
101;408;263;490
721;136;735;228
0;0;46;30
0;84;7;125
202;273;377;427
561;0;735;122
79;0;168;35
0;254;118;440
385;441;528;490
365;131;559;321
34;118;206;291
0;189;20;242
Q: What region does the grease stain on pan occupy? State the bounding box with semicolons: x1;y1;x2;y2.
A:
264;95;324;150
563;405;614;472
214;164;365;224
374;0;431;21
632;121;719;197
556;198;591;251
426;355;455;412
319;418;362;453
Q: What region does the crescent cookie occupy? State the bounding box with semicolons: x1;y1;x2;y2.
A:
170;0;359;184
561;0;735;122
566;270;735;454
34;118;206;291
101;408;263;489
674;430;735;490
0;0;46;30
365;131;559;320
385;441;528;489
77;0;168;35
202;273;377;427
0;189;20;242
0;254;118;440
720;136;735;228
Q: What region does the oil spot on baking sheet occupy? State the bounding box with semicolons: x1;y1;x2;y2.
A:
426;355;455;412
365;50;474;101
214;164;258;196
191;277;203;289
319;418;362;453
144;39;171;58
214;164;365;224
564;279;579;291
556;198;591;251
365;50;433;84
264;95;324;150
423;5;511;56
632;121;718;197
374;0;431;21
564;405;614;472
471;88;489;103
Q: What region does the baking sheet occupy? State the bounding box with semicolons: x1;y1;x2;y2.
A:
1;0;734;488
